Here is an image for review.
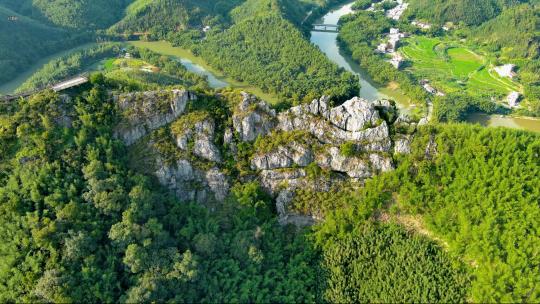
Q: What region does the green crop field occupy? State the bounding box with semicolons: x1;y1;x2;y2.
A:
400;36;521;96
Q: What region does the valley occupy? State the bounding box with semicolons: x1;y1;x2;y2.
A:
0;0;539;302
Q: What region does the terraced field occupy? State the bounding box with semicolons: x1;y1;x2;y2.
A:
400;36;521;96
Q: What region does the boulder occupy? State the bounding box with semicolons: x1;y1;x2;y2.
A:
394;135;412;154
277;96;392;152
328;97;380;131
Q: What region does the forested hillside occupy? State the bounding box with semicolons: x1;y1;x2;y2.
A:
405;0;528;25
0;0;130;29
314;124;540;302
196;12;358;103
110;0;359;104
1;76;538;301
0;5;88;84
110;0;244;38
1;0;539;302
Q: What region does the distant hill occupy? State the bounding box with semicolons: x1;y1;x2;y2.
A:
0;0;130;29
109;0;359;103
472;3;540;59
405;0;528;25
109;0;245;37
0;5;87;84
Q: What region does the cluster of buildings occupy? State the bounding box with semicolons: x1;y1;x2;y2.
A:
376;28;407;68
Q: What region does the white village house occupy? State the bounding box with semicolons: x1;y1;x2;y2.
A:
494;64;517;78
507;91;521;107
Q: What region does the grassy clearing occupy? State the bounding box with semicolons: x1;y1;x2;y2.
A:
400;36;521;96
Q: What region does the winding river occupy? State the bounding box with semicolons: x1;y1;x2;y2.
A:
3;3;539;132
310;2;413;111
310;1;540;133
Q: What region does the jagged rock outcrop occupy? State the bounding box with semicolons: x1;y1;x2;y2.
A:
315;147;393;179
124;91;417;226
233;92;277;142
394;135;412;154
114;89;195;145
174;116;222;163
155;158;229;203
277;96;392;152
251;141;313;171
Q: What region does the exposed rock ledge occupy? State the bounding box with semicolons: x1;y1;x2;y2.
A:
114;89;195;145
120;91;419;226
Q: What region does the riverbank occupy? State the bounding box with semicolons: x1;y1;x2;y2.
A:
128;41;279;104
0;43;97;95
466;113;540;133
309;1;415;113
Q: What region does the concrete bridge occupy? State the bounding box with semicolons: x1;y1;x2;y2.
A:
1;75;89;103
312;24;339;33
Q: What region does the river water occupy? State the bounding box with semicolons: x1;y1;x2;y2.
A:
310;2;412;110
309;1;540;133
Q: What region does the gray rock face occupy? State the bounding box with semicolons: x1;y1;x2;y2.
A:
175;118;222;163
233;92;277;142
315;147;394;179
251;142;313;171
425;135;438;159
328;97;380;132
316;147;371;179
394;135;412;154
205;168;230;202
115;90;195;145
259;169;308;194
125;92;413;226
154;159;229;203
277;96;392;152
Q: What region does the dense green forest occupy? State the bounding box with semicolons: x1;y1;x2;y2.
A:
0;0;130;29
405;0;529;26
0;82;319;302
195;12;358;104
0;79;472;302
0;5;89;84
314;124;540;302
111;0;360;104
1;0;539;302
109;0;244;38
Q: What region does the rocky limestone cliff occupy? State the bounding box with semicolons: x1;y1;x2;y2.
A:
114;89;195;145
120;91;420;226
174;113;222;163
155;158;229;203
232;92;277;142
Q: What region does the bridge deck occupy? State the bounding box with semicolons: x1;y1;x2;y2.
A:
312;24;339;33
1;75;89;102
52;76;88;92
